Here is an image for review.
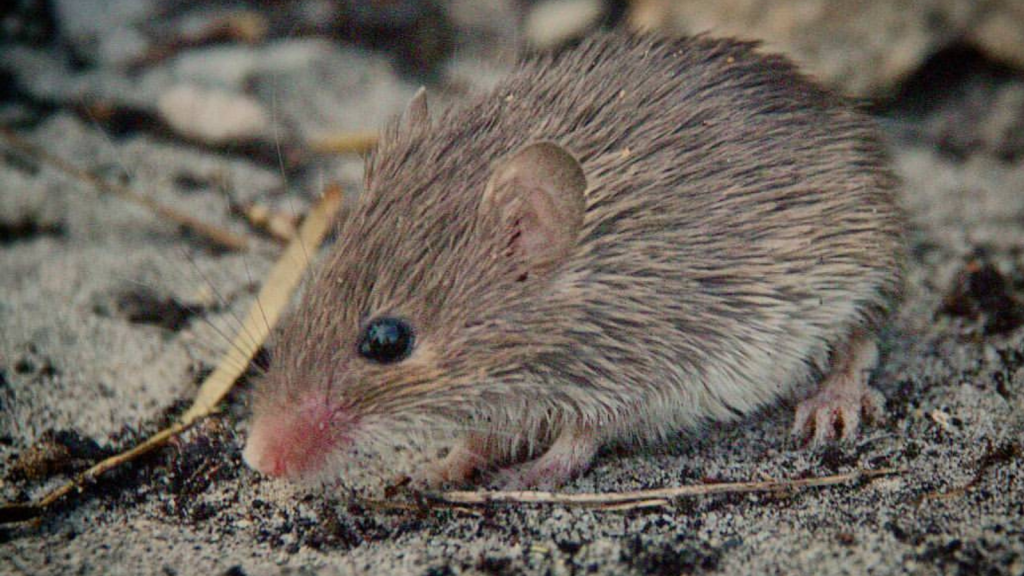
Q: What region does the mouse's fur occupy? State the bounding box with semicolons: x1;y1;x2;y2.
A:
244;33;904;486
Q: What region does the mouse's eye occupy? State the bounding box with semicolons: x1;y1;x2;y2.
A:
358;317;415;364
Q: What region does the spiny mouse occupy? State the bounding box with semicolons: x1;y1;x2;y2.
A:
242;32;905;489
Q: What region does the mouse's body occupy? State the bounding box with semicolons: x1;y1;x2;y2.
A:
243;33;904;488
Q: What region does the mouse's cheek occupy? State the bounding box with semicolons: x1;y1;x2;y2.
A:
242;398;355;480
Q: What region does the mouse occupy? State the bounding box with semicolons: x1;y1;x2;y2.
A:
241;32;905;490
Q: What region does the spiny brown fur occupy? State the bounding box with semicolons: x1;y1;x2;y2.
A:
253;33;904;464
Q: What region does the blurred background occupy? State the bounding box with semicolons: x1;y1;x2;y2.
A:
3;0;1024;188
3;0;1024;146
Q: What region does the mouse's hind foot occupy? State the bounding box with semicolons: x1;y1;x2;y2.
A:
791;334;886;445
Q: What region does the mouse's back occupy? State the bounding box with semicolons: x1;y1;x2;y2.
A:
371;32;905;428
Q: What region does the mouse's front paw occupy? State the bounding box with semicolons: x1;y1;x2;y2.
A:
492;426;598;490
410;437;492;489
408;461;455;490
492;458;579;491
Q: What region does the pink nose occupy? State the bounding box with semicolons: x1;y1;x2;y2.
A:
243;398;347;479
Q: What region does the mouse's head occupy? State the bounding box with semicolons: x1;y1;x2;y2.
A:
243;91;588;480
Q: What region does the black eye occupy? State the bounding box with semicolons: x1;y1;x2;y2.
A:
358;317;415;364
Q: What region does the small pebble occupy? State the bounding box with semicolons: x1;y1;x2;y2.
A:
157;84;270;145
524;0;605;50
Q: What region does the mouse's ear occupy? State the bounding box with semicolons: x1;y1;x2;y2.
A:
401;87;430;130
482;141;587;275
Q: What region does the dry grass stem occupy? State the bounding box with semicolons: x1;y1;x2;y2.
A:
307;131;379;155
182;184;343;422
235;202;298;242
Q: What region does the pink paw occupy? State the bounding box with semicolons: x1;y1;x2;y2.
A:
791;385;885;445
410;460;471;489
493;429;598;490
410;443;489;489
493;456;588;491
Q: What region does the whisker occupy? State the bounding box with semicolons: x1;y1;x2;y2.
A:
76;99;266;368
209;179;275;354
206;163;283;359
268;88;321;283
107;274;258;375
175;247;266;357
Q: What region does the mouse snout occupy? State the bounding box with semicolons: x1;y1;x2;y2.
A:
242;396;355;479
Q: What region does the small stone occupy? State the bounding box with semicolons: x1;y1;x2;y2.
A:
157;84;270;145
636;0;1024;97
524;0;605;51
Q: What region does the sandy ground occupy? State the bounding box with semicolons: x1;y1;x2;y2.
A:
1;3;1023;575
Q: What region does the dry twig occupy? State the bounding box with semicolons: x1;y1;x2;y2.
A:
0;126;251;251
432;468;901;510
